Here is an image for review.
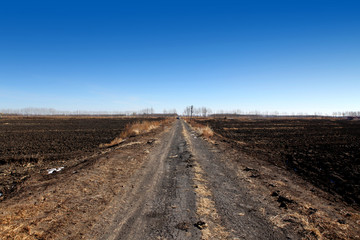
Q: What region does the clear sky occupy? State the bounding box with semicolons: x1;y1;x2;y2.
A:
1;0;359;114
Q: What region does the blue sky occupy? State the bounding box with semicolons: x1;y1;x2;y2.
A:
1;0;359;114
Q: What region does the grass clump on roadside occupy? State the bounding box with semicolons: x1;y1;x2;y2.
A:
184;118;214;139
100;120;163;148
194;125;214;138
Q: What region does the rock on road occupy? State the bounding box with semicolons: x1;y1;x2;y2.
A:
96;119;298;239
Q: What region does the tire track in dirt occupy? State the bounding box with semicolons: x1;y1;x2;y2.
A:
98;119;298;239
182;120;295;239
97;120;202;240
182;123;231;239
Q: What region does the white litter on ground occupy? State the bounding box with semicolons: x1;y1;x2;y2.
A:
47;167;64;174
0;192;3;197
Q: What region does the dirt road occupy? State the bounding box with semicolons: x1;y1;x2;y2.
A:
1;119;359;239
94;119;298;239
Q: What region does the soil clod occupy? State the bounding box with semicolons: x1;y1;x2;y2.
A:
337;219;346;224
271;191;279;197
194;220;207;230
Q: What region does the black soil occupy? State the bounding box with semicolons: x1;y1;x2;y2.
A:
195;118;360;205
0;116;163;198
0;117;163;164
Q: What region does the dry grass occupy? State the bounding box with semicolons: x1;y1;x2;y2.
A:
184;119;214;139
197;125;214;138
192;162;230;239
100;120;163;148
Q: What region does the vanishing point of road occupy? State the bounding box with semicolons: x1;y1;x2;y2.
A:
97;119;299;239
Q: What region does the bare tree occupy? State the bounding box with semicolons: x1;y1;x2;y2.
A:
183;106;191;116
201;107;207;117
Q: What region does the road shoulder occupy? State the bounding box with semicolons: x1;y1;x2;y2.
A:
0;122;171;239
185;120;360;240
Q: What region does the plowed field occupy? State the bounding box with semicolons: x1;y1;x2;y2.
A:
194;118;360;205
0;116;163;199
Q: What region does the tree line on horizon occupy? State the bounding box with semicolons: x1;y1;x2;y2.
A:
182;106;360;118
1;107;360;117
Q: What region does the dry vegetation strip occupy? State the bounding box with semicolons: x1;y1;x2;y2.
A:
99;120;166;148
182;124;229;239
184;118;214;139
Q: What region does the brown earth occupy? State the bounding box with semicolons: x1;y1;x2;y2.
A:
0;116;164;199
0;117;360;239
